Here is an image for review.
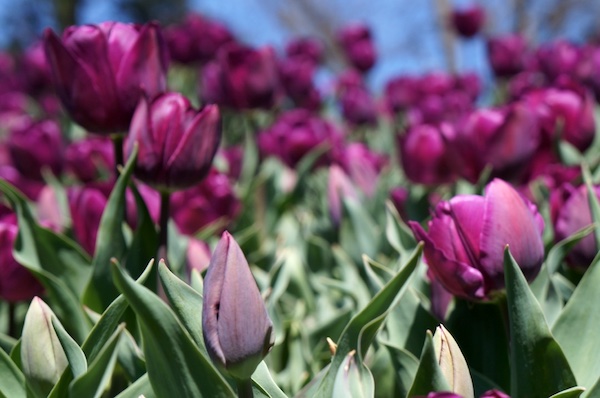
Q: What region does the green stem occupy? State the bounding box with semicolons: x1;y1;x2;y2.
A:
8;302;16;338
235;378;253;398
158;190;171;261
112;133;128;223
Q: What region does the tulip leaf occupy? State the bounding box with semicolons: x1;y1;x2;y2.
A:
312;243;422;397
544;225;596;275
384;200;416;257
0;344;26;398
112;260;236;398
114;373;155;398
406;331;452;396
340;197;380;264
332;350;374;398
582;165;600;248
83;145;137;313
548;386;586;398
69;325;124;398
51;316;87;378
0;333;17;354
587;377;600;398
504;247;577;398
381;341;419;398
158;261;206;353
552;252;600;391
116;328;146;382
251;361;288;398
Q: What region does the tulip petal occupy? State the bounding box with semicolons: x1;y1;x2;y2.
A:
480;179;544;289
126;96;162;184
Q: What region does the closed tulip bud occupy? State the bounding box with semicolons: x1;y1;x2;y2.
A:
339;86;378;126
124;93;221;191
487;34;530;78
285;37;323;66
432;325;474;398
202;231;274;379
44;22;168;134
409;179;544;301
451;5;485;38
337;23;377;73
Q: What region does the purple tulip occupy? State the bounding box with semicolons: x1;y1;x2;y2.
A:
328;165;358;225
202;231;274;379
285;37;323;66
334;143;387;197
0;220;44;302
278;57;321;111
409;179;545;301
65;136;114;182
68;186;107;255
454;72;481;101
0;165;44;200
124;93;221;191
201;43;281;110
339;85;378;126
336;23;377;73
480;390;510;398
7;118;64;181
164;13;235;64
384;75;419;114
398;123;460;185
487;34;531;78
18;41;52;95
170;169;241;236
258;109;344;168
550;184;600;269
44;22;168;134
451;5;485;38
535;40;580;82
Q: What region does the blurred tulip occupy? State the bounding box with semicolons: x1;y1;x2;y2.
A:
170;169;241;235
65;136;114;182
398;123;460;185
550;184;600;269
285;37;323;66
202;231;274;379
124;93;221;191
451;5;485;38
18;41;52;94
0;165;44;200
454;72;481;101
258;109;344;168
409;179;545;301
487;34;530;78
535;40;580;82
201;43;281;110
186;237;212;275
384;75;419;114
432;325;474;398
334;143;387;197
44;22;168;133
339;85;378;126
328;165;358;226
164;13;235;64
278;57;321;111
7;118;64;181
337;23;377;73
68;186;107;255
0;220;44;302
480;390;510;398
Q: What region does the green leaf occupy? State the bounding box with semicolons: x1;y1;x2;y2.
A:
0;333;17;354
51;316;87;378
406;331;452;397
112;261;236;397
83;145;137;312
69;325;124;398
381;342;419;398
582;165;600;248
114;373;155;398
384;200;416;257
332;350;374;398
553;253;600;391
251;361;288;398
339;197;380;264
548;386;587;398
312;243;423;397
504;247;577;398
0;344;26;398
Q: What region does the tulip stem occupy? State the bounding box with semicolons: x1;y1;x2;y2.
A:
158;190;170;261
235;378;253;398
111;133;125;175
7;302;16;338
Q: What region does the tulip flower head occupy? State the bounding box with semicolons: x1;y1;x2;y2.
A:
202;231;274;379
410;179;544;301
124;93;221;191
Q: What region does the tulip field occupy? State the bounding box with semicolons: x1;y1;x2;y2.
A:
2;5;600;398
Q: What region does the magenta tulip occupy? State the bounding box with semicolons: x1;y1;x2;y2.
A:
336;23;377;73
451;5;485;38
410;179;544;301
487;34;531;78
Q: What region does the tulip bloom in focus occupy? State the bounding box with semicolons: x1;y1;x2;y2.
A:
409;179;544;301
124;93;221;191
44;22;168;133
202;231;274;379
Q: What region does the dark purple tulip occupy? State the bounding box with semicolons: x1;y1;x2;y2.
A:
550;184;600;269
334;143;387;197
0;165;44;200
68;186;107;255
576;44;600;101
339;85;378;126
18;41;52;94
285;37;323;66
398;123;460;185
202;231;274;379
220;145;244;180
535;40;580;82
487;34;530;78
384;75;419;114
164;13;235;64
124;93;221;191
201;43;281;110
336;23;377;73
258;109;344;168
44;22;168;134
0;220;44;302
170;169;241;236
7;118;64;181
451;5;485;38
65;136;114;182
418;72;455;97
480;390;510;398
278;57;321;111
454;72;481;101
409;179;545;301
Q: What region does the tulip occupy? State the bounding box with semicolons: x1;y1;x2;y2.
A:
201;43;281;110
550;183;600;269
336;23;377;73
384;75;419;114
124;92;221;191
535;40;580;82
0;220;44;302
409;179;545;300
285;37;323;66
64;136;114;182
202;231;274;379
451;5;485;38
339;85;378;126
480;390;510;398
328;165;358;226
334;143;387;197
68;186;108;255
487;34;531;78
432;325;474;398
278;57;321;111
44;22;168;133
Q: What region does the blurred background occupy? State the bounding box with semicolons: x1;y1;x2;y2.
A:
2;0;600;91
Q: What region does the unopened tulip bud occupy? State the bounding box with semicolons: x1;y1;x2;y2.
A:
432;325;474;398
202;231;274;379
